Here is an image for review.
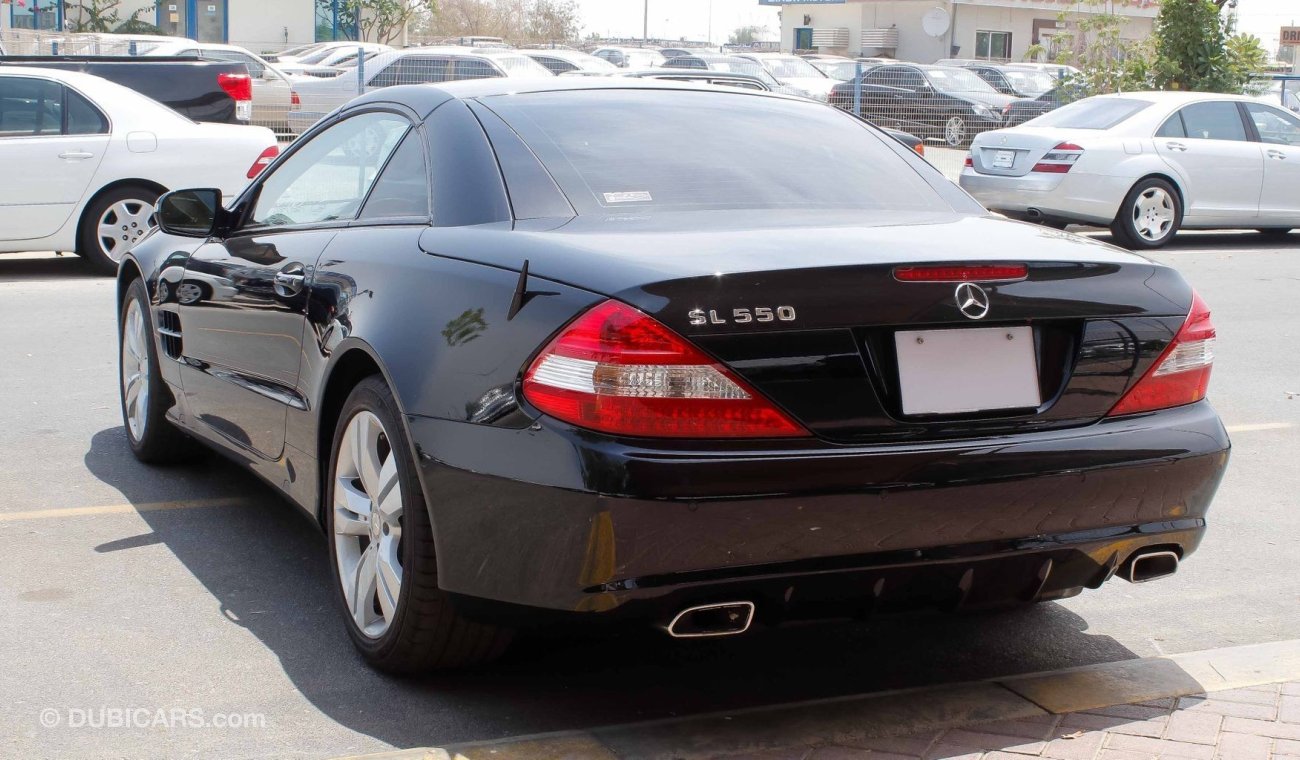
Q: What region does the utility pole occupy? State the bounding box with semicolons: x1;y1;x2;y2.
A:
644;0;649;44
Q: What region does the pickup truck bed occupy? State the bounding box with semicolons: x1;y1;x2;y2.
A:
0;55;250;125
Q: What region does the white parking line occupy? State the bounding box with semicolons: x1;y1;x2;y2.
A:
1224;423;1294;433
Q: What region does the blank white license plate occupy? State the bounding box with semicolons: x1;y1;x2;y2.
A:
992;149;1017;169
894;326;1040;415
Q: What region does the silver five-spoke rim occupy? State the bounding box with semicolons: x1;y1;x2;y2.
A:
333;411;404;638
121;298;150;441
98;199;156;263
1132;187;1175;242
945;116;965;146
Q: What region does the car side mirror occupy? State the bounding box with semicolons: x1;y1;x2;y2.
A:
156;188;224;238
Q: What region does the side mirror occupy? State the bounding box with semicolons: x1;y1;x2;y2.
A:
156;188;223;238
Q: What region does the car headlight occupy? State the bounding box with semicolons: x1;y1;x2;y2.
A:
972;104;995;119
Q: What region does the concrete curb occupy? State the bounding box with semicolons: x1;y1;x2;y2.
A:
332;638;1300;760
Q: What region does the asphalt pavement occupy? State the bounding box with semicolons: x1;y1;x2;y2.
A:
0;232;1296;759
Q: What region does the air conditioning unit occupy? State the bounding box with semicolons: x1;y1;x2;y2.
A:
861;28;901;49
811;27;851;48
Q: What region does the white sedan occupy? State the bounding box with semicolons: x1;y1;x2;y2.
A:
0;67;279;273
959;91;1300;248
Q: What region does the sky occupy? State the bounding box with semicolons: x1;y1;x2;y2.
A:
574;0;781;44
575;0;1297;52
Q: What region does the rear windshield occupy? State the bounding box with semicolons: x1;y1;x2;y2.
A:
486;89;947;214
1030;97;1151;129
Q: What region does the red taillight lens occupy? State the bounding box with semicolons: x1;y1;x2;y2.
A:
522;300;807;439
247;145;279;178
291;90;301;107
1032;141;1084;173
217;72;253;102
894;264;1028;282
963;154;973;168
913;142;925;157
1108;291;1216;416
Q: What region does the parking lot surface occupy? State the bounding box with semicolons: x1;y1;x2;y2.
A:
1;232;1297;759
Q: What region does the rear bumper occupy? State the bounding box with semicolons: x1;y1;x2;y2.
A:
959;170;1132;226
411;401;1229;620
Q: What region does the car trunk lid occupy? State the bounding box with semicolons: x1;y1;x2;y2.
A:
969;127;1095;177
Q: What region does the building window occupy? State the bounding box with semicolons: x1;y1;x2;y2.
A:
315;0;360;42
976;30;1012;61
10;0;64;31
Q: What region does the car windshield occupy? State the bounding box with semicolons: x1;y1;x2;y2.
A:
923;67;999;94
705;58;779;84
816;61;873;82
580;55;619;72
279;43;322;57
1003;69;1056;96
758;56;825;80
1030;97;1152;129
297;47;341;65
625;50;666;67
487;89;946;214
492;54;555;77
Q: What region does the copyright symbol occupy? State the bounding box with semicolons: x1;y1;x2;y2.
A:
39;709;60;728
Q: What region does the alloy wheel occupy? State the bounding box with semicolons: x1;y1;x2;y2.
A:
944;116;967;147
333;411;404;639
1132;187;1175;242
120;297;150;441
97;199;156;263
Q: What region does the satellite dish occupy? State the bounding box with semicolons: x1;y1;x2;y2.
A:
922;7;951;38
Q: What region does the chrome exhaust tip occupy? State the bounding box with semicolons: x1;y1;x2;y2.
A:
664;601;755;639
1126;550;1180;583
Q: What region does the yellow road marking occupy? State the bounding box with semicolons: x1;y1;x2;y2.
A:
0;497;246;523
1225;423;1294;433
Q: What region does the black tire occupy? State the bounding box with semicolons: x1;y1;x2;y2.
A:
78;184;160;275
326;376;512;673
1110;178;1182;250
119;278;198;464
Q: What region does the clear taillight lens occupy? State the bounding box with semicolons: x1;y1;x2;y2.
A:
1108;291;1216;416
1032;141;1083;173
523;300;807;439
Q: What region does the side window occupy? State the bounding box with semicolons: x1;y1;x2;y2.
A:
453;59;501;81
1245;103;1300;146
1179;102;1248;142
66;88;108;135
358;130;430;220
251;112;410;227
397;57;449;85
1156;113;1186;138
545;58;577;75
368;61;401;88
0;76;62;136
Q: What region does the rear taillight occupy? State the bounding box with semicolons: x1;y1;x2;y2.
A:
1108;291;1216;416
913;142;925;157
291;90;301;107
247;145;279;178
1032;142;1083;173
217;72;252;101
964;154;973;168
522;300;807;439
894;264;1028;282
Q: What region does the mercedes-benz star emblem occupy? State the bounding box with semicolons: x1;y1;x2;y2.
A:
955;282;991;320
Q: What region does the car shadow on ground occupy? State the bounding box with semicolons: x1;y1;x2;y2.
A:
0;254;102;283
83;424;1152;747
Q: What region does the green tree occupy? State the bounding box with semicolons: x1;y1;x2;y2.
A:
350;0;436;44
1049;0;1153;98
1152;0;1263;93
728;25;766;46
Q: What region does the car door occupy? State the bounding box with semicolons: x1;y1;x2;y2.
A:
178;110;411;460
1242;101;1300;225
1154;101;1263;223
0;75;109;242
859;66;912;129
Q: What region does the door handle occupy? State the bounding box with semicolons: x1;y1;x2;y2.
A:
58;151;95;160
1165;142;1188;152
273;263;306;295
1267;149;1287;160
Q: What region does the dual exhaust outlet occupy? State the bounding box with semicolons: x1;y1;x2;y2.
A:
660;549;1179;637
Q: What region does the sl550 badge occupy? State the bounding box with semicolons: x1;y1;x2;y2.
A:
689;306;797;326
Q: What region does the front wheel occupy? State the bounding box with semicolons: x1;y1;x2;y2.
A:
119;278;197;463
943;116;968;147
326;376;512;672
1111;178;1182;250
80;185;160;275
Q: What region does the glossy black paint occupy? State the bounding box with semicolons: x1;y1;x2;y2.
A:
830;64;1017;142
120;79;1230;625
1004;86;1081;127
1;56;250;124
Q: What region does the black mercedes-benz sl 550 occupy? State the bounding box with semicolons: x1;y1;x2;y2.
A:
116;79;1229;672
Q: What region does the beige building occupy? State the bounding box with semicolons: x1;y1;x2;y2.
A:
763;0;1159;64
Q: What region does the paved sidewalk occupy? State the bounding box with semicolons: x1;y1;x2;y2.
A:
760;681;1300;760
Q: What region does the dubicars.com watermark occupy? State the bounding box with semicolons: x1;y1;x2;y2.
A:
39;707;267;730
